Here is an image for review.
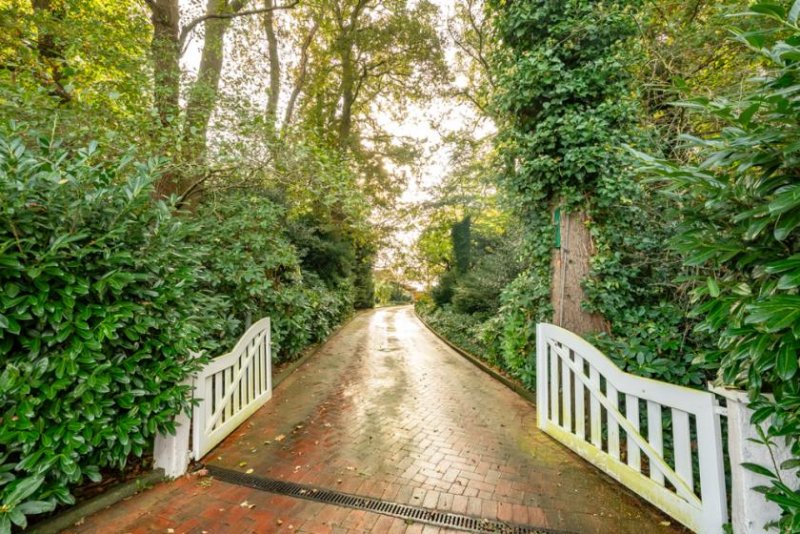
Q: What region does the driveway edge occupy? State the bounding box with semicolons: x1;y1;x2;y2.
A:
29;469;166;534
414;309;537;406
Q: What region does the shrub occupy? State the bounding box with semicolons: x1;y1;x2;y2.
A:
451;234;523;315
415;304;486;357
193;194;356;361
431;270;458;306
0;134;215;531
193;193;306;358
638;4;800;527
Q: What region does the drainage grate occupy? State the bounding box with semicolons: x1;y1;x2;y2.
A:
206;465;568;534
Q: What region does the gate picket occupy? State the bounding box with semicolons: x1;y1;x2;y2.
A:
192;318;272;460
536;323;727;533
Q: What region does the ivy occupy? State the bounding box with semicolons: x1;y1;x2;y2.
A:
488;0;706;386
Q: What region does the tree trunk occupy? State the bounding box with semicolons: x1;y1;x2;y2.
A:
148;0;181;127
338;39;355;147
282;22;317;132
32;0;71;103
182;0;235;162
550;208;608;336
263;0;280;128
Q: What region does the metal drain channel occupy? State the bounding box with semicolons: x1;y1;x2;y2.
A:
206;465;566;534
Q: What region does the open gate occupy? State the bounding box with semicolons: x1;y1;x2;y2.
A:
192;318;273;459
536;323;727;533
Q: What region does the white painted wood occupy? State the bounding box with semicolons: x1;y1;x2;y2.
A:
607;383;619;460
561;355;572;431
647;401;665;486
549;342;559;424
574;353;585;440
153;367;198;478
536;325;548;431
625;394;641;472
153;407;191;477
708;387;777;534
589;366;601;448
537;323;727;533
192;318;273;460
672;409;693;492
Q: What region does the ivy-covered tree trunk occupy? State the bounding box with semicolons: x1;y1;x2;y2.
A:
491;0;639;338
551;209;607;335
451;215;472;275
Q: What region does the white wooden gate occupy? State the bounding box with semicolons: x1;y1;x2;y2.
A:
536;323;727;533
192;318;272;459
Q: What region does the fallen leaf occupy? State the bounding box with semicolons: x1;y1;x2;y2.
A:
246;468;254;474
659;521;671;527
240;500;255;509
239;461;248;467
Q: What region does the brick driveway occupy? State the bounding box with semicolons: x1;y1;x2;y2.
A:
66;306;681;533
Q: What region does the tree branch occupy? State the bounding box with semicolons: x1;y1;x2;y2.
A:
179;0;299;53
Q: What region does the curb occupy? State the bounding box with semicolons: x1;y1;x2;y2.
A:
414;310;537;406
30;469;166;534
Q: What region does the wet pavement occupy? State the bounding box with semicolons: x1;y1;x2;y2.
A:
65;306;682;533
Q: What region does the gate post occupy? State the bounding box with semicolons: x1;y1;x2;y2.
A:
711;386;800;534
153;407;192;477
154;357;200;478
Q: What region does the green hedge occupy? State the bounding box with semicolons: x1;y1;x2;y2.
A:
0;134;359;531
0;135;214;531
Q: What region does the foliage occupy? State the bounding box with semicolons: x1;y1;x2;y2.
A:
0;133;215;531
637;4;800;527
0;130;365;530
0;0;448;529
375;278;412;306
431;270;458;307
636;0;755;159
193;193;354;360
451;230;522;315
415;300;488;361
352;243;377;309
451;215;472;274
483;0;711;388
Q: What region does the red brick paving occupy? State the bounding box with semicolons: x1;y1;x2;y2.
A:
65;307;683;533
